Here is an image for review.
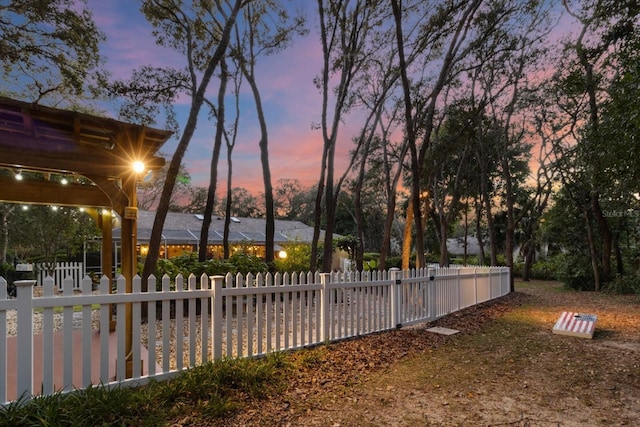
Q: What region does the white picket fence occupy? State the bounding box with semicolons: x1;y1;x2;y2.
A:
0;266;510;404
35;262;84;290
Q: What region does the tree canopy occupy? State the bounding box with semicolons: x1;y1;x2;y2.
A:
0;0;105;105
3;0;640;293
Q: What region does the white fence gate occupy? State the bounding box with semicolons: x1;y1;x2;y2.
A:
0;266;510;404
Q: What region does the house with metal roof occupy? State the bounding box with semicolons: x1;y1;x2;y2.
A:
114;210;322;259
446;236;485;257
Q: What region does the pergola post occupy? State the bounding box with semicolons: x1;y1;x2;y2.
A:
119;173;139;377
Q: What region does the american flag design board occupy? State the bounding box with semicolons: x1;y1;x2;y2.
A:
552;311;598;339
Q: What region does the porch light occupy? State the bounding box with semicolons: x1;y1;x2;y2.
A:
15;170;23;181
60;176;69;185
132;160;145;174
278;250;287;259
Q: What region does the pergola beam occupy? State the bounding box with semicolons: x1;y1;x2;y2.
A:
0;132;164;177
0;175;113;207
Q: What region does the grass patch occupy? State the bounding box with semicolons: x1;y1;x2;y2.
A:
515;279;571;293
293;346;329;369
0;353;290;426
0;385;163;426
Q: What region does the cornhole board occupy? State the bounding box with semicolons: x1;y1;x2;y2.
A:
552;311;597;339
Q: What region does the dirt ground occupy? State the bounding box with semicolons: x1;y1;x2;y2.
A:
213;281;640;427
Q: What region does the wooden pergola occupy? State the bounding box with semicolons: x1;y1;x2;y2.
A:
0;96;172;373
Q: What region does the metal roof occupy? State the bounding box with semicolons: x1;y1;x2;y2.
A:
115;211;320;245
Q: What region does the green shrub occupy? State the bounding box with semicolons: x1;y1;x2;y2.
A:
148;252;266;290
606;273;640;295
273;242;311;274
0;353;288;425
201;258;237;276
0;262;15;281
228;253;268;276
154;258;181;279
384;256;403;269
555;253;596;291
532;262;554;280
512;256;563;281
512;262;524;278
363;253;379;271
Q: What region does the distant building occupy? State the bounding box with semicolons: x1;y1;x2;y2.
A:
446;236;484;257
113;210;323;259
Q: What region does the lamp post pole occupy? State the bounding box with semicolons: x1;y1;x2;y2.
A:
121;169;140;378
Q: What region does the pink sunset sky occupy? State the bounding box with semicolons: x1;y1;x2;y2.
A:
88;0;359;195
88;1;577;196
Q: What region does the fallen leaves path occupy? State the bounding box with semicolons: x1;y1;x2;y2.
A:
219;292;527;426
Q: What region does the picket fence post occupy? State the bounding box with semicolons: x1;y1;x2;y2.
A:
211;275;224;360
15;280;36;400
427;267;436;319
320;273;331;343
389;268;402;328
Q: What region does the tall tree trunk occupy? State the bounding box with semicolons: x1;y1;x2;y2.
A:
142;0;242;285
310;164;326;272
313;0;338;273
502;158;515;292
392;0;483;268
481;173;498;265
379;195;396;271
463;200;469;265
570;12;610;286
223;147;234;259
475;198;486;265
401;202;413;271
321;142;336;272
522;239;535;282
354;159;366;272
613;236;623;276
585;209;601;291
438;214;449;267
591;192;612;281
242;67;275;265
380;138;409;271
199;59;228;262
391;0;425;268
